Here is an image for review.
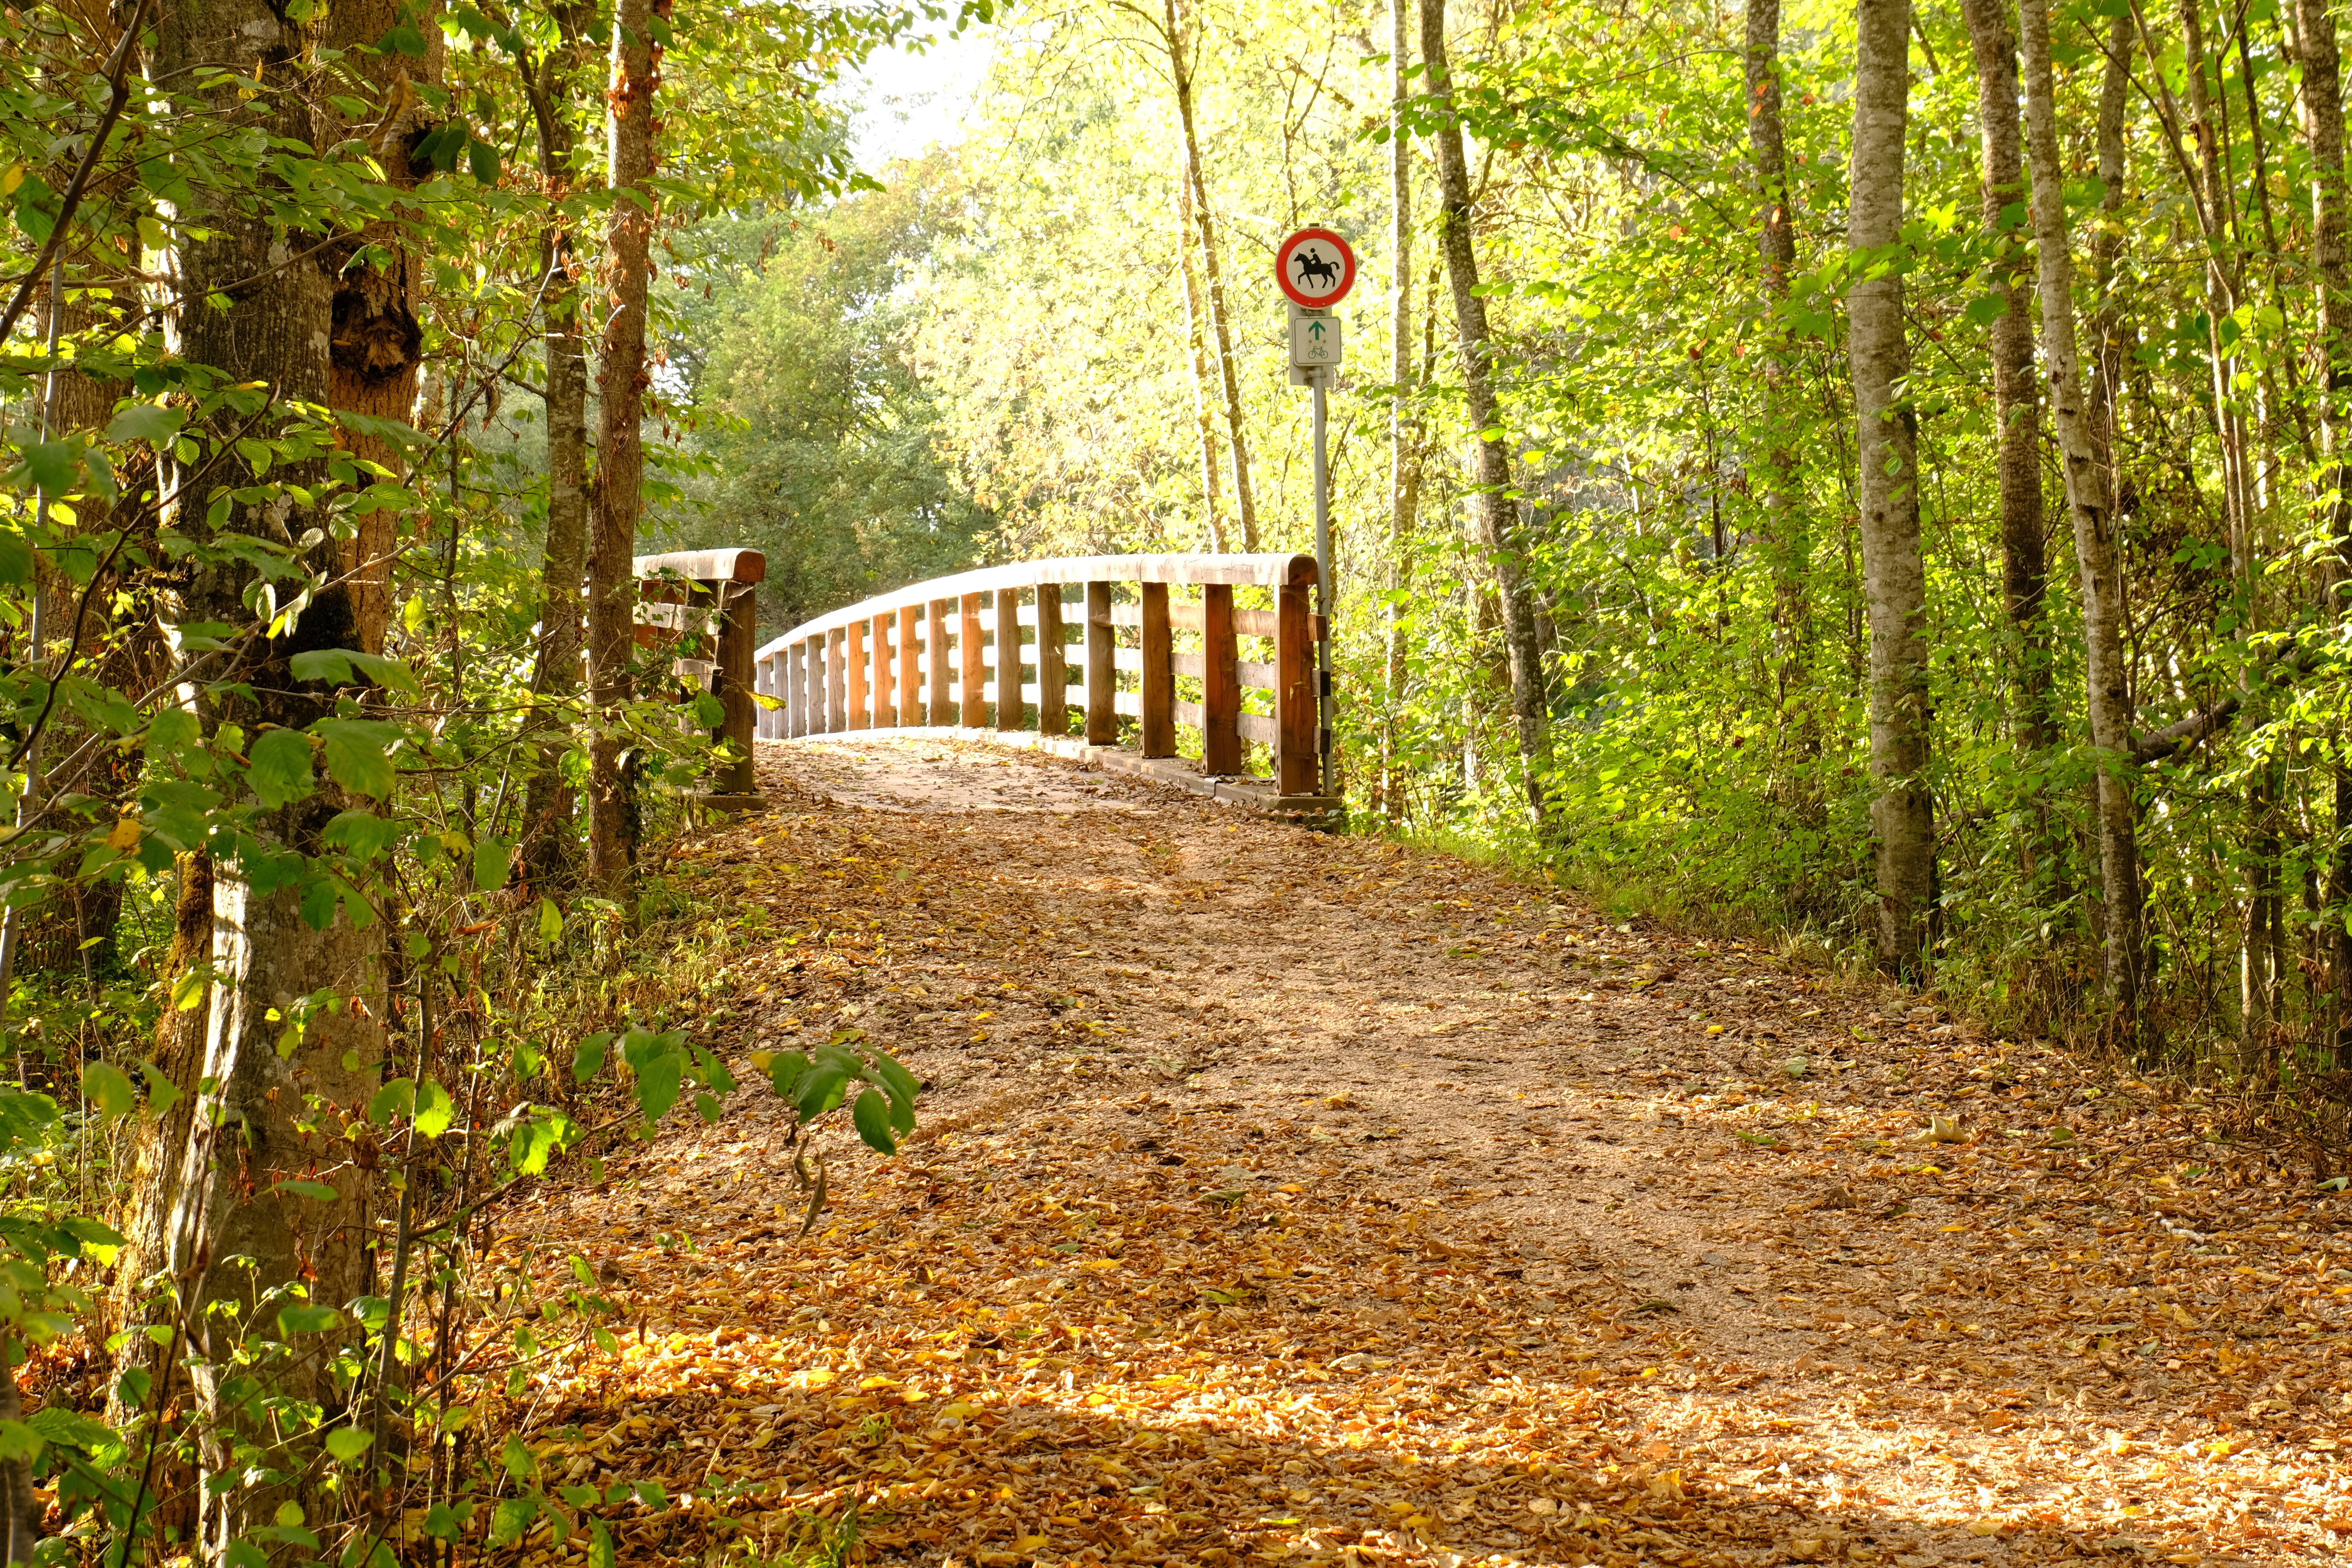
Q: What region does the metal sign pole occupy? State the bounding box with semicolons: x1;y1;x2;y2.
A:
1310;366;1333;798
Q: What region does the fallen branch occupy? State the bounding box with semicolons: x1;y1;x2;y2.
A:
2131;643;2325;766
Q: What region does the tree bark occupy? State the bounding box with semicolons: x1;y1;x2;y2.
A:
2299;0;2352;1058
321;0;439;656
1422;0;1547;824
1175;155;1226;551
1958;0;2052;757
1745;0;1811;740
1848;0;1935;976
1384;0;1418;816
1162;0;1258;549
2021;0;2145;1017
521;19;593;885
586;0;665;889
126;0;390;1554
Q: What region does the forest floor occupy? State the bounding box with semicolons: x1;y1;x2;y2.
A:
493;738;2352;1568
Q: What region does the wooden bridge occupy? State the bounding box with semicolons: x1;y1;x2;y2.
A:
633;551;1340;818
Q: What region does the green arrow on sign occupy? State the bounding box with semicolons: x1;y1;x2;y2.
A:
1308;320;1326;340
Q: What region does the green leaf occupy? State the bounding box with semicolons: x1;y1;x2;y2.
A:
473;836;513;891
290;648;423;694
572;1032;612;1085
414;1077;454;1138
28;1406;112;1450
322;809;402;860
272;1179;340;1201
634;1049;684;1127
247;727;316;808
766;1050;810;1096
140;1061;181;1118
369;1078;414;1126
589;1522;616;1568
489;1497;536;1547
105;403;185;448
795;1063;850;1121
278;1303;340;1335
325;1427;372;1462
0;1422;42;1465
537;897;563;945
467;138;501;184
22;441;78;495
312;718;401;798
850;1089;897;1155
82;1061;137;1119
502;1432;537;1482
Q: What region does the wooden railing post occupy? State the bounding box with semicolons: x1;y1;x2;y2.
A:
826;626;847;731
846;618;870;730
1037;585;1067;736
1277;579;1317;794
1201;583;1240;774
715;585;758;791
873;612;896;727
1085;581;1115;744
927;599;950;725
1140;581;1174;757
787;641;805;736
897;606;919;729
995;586;1023;732
959;592;986;727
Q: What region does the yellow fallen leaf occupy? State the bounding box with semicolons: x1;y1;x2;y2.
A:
1967;1519;2003;1537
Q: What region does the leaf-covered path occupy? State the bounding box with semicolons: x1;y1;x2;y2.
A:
503;740;2351;1567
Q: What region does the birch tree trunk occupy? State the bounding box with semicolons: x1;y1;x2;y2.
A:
586;0;664;888
1175;158;1226;551
522;20;592;885
1384;0;1418;815
1422;0;1547;824
2298;0;2352;1058
1162;0;1258;548
1848;0;1936;975
1958;0;2052;759
1745;0;1810;736
2021;0;2146;1016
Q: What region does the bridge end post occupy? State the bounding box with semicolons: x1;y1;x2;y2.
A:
1036;586;1067;736
1276;579;1318;795
1084;581;1116;745
1139;582;1174;758
1202;583;1241;774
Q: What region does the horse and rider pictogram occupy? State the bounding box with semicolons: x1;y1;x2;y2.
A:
1275;227;1357;308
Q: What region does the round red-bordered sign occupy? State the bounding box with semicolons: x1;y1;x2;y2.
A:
1276;227;1357;309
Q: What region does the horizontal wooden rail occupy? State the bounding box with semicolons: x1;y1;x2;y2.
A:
752;553;1325;797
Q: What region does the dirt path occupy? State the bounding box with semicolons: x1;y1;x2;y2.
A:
502;739;2352;1568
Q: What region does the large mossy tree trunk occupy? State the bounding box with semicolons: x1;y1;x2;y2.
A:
118;0;391;1557
1848;0;1936;977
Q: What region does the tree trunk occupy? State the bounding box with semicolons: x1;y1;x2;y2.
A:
1848;0;1935;976
1958;0;2052;758
1175;156;1226;551
1422;0;1547;825
1384;0;1417;816
522;25;593;886
586;0;665;889
2300;0;2352;1060
127;0;390;1554
1745;0;1812;748
321;0;439;656
2021;0;2145;1018
1162;0;1258;549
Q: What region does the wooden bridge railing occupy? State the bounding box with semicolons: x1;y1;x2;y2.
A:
752;554;1329;800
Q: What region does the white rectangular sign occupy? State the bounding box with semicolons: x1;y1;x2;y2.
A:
1289;310;1341;369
